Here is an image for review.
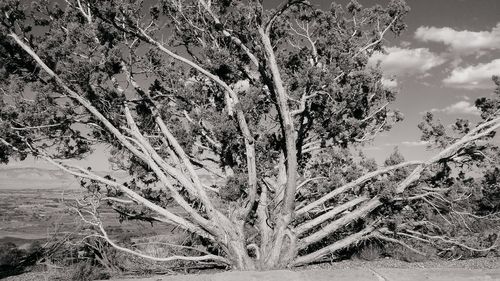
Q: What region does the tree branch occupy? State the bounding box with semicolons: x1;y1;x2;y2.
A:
294;196;369;236
41;155;214;240
297;161;423;216
293;223;376;266
298;197;381;249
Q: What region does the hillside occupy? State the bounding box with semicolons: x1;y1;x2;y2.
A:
0;167;80;190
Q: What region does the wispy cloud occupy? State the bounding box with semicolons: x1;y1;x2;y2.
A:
383;141;429;147
415;23;500;55
381;77;398;89
443;59;500;89
425;100;480;115
400;140;429;147
369;47;446;76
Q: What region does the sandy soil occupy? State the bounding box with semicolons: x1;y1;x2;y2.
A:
109;267;500;281
106;258;500;281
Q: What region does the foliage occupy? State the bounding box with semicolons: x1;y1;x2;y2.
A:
69;261;111;281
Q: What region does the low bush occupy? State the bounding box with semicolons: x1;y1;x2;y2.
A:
68;261;111;281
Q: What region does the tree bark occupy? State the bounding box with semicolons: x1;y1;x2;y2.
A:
258;27;298;266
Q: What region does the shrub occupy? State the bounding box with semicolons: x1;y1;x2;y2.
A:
357;241;383;261
385;244;429;262
69;261;111;281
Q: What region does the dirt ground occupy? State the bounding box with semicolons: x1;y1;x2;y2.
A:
108;268;500;281
107;258;500;281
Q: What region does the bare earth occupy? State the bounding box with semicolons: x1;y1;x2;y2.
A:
109;268;500;281
106;258;500;281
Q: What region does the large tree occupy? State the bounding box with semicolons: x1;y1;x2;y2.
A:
1;0;499;270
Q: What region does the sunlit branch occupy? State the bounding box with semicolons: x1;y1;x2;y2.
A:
297;161;423;216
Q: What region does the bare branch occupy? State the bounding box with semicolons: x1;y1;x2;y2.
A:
196;0;259;67
293;223;376;266
41;155;214;240
373;231;426;256
354;16;399;58
294;196;369;236
136;27;258;221
298;197;381;249
265;0;310;35
403;229;500;253
95;221;229;264
396;115;500;194
297;161;423;216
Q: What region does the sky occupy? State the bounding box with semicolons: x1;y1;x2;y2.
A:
4;0;500;170
329;0;500;162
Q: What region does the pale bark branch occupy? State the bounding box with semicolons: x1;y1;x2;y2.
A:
354;16;398;58
298;197;381;249
296;176;327;192
121;106;217;231
121;64;218;214
293;224;376;266
196;0;259;67
294;196;369;236
257;181;272;254
396;115;500;194
259;26;299;264
96;222;229;264
136;27;258;221
265;0;309;35
297;161;423;216
360;102;389;122
297;116;500;248
8;32;150;166
402;229;500;253
41;155;214;240
373;232;426;256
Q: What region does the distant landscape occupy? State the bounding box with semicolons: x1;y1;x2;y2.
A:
0;167;81;190
0;167;178;248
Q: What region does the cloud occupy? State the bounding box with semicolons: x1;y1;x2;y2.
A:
443;59;500;89
415;24;500;55
384;141;430;147
427;100;480;115
400;141;429;147
400;41;411;48
369;47;445;76
381;77;398;89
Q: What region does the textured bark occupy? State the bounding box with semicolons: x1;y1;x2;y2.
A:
258;26;299;267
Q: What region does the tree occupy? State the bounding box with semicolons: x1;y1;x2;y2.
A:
1;0;499;270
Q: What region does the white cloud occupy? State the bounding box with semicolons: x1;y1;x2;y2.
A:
400;140;429;147
443;59;500;89
381;77;398;89
400;41;411;48
369;47;445;76
383;141;429;147
427;100;480;116
415;23;500;54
